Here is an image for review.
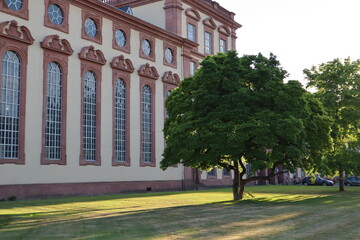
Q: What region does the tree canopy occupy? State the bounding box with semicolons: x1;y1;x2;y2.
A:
304;58;360;190
162;51;332;200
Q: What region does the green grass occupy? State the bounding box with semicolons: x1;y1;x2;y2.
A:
1;185;360;239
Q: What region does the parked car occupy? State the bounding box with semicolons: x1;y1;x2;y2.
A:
345;177;360;186
302;176;334;186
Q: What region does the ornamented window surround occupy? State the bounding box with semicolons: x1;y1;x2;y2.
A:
112;23;131;54
138;64;159;167
0;20;34;164
78;46;106;166
0;0;29;20
40;35;73;165
203;17;216;55
204;27;214;56
139;33;155;62
44;0;69;33
110;55;134;167
185;9;200;49
81;11;103;44
218;25;230;53
163;42;177;69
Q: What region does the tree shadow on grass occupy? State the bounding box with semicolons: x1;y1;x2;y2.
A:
2;193;359;240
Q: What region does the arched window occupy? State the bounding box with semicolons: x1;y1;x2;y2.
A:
83;71;97;161
45;62;62;160
0;51;21;159
142;85;152;163
114;79;126;162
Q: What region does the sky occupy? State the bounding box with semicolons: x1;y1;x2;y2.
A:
216;0;360;86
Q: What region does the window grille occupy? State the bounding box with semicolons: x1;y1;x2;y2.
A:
45;62;62;160
83;71;97;161
114;79;126;162
205;32;212;54
0;51;21;159
142;85;152;163
188;23;195;41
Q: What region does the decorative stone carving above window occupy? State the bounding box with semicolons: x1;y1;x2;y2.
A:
218;25;230;37
0;20;34;45
110;55;134;73
40;35;73;55
138;63;159;80
162;71;180;86
185;8;201;21
203;17;217;30
78;45;106;65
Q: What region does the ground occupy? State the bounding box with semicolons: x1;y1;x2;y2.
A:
0;186;359;239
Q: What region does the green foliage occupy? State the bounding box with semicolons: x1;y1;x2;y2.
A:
162;51;332;179
304;58;360;177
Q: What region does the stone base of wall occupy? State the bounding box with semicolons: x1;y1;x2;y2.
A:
0;180;184;200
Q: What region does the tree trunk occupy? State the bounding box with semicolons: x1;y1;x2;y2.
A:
233;161;241;200
239;180;245;200
339;169;345;192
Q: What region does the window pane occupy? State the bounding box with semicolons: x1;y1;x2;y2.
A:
205;32;212;54
45;62;62;160
188;23;195;41
0;51;21;159
142;85;152;163
220;39;227;53
4;0;23;11
114;79;126;162
83;71;97;161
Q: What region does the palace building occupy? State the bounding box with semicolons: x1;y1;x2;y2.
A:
0;0;241;199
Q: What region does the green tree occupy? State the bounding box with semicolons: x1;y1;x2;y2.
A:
304;58;360;191
162;52;332;200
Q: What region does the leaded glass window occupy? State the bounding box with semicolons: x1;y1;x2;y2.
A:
165;48;173;64
141;39;151;56
114;79;126;162
83;71;97;161
188;23;195;41
0;51;21;159
45;62;62;160
4;0;23;11
205;32;212;54
48;4;64;26
142;85;152;163
115;30;126;48
85;18;97;38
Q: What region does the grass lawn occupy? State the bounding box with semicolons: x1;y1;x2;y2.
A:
1;185;360;240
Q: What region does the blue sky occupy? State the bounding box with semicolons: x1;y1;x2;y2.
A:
217;0;360;86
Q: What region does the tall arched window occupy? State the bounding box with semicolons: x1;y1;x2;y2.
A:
0;51;21;159
114;79;126;162
45;62;62;160
83;71;97;161
142;85;152;163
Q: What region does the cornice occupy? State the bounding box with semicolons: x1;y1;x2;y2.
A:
75;0;187;47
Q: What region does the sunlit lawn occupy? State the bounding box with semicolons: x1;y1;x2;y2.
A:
1;185;360;239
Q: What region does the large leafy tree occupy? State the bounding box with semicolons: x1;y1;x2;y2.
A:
304;58;360;191
162;52;332;200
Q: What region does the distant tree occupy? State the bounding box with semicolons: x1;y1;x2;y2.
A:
304;58;360;191
161;52;332;200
